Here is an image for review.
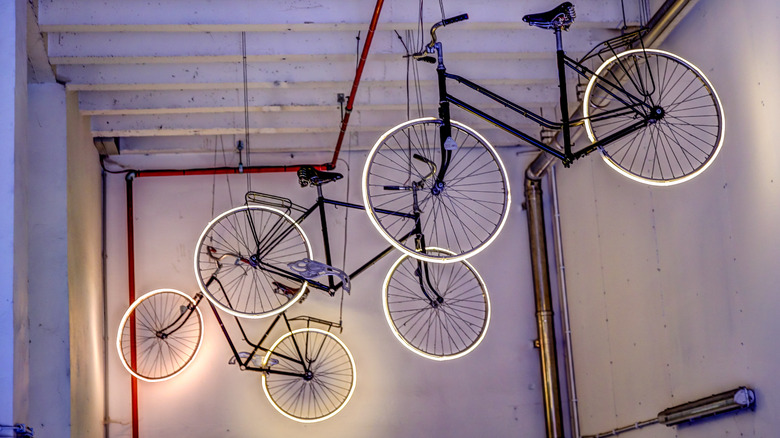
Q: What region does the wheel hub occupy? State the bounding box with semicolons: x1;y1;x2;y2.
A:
303;370;314;381
649;106;665;123
431;180;446;195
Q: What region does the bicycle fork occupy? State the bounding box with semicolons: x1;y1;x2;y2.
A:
414;259;444;307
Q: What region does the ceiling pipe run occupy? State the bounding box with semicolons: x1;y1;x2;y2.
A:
328;0;386;170
131;164;324;178
112;0;386;423
523;1;704;437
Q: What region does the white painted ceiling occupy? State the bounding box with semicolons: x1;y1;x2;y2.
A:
30;0;653;170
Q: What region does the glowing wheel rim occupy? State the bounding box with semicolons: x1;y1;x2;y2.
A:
116;288;204;382
362;117;511;263
194;205;312;319
383;247;491;360
261;328;356;422
583;49;724;186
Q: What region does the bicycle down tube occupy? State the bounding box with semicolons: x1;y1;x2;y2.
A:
433;48;654;166
243;182;443;305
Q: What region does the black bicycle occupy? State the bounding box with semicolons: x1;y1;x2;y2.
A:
117;167;493;420
191;167;491;361
116;283;356;423
362;2;725;213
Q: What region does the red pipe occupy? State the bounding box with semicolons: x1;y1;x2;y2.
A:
124;163;321;438
119;4;386;433
125;175;139;438
328;0;386;169
133;164;325;178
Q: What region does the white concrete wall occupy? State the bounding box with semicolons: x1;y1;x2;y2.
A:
0;0;30;432
27;83;70;436
556;0;779;436
66;90;105;437
103;146;547;437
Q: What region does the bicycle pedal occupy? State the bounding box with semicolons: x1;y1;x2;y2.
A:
229;352;264;367
272;281;297;299
267;358;279;367
288;258;351;294
443;136;458;151
229;352;250;365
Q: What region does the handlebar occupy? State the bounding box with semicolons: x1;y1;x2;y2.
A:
440;13;469;27
412;13;469;61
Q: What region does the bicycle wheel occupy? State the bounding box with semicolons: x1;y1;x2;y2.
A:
194;205;312;319
116;289;204;382
583;49;724;186
383;248;490;360
262;328;356;423
362;117;511;263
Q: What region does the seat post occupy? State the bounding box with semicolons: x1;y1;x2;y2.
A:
555;26;563;51
554;27;572;161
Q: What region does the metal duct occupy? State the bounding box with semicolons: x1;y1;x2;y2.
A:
581;387;756;437
522;1;702;437
525;178;565;437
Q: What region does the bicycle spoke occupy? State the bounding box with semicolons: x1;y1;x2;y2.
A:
383;250;490;359
586;50;723;185
195;206;311;318
364;118;509;262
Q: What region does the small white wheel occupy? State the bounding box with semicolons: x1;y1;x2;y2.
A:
383;248;490;360
262;328;356;422
117;289;204;382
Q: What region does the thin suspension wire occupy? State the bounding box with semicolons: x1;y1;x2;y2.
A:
620;0;651;29
638;0;650;27
437;0;446;21
211;138;218;218
394;29;426;186
241;31;252;192
417;0;425;50
210;135;236;219
337;157;351;326
620;0;628;30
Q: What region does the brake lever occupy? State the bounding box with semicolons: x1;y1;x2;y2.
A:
410;50;437;64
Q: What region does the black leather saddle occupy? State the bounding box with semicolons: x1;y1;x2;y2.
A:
522;2;576;30
297;166;343;187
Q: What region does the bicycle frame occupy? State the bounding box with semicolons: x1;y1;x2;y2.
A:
432;27;659;167
248;183;446;305
156;271;337;378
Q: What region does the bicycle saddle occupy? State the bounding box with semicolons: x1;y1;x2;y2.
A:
522;2;576;30
297;166;343;187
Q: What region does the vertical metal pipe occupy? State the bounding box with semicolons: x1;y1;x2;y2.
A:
549;166;580;438
525;178;565;438
522;3;696;436
329;0;385;169
101;169;109;438
125;172;139;438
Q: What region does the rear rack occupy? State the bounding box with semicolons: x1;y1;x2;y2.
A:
245;191;307;215
576;28;648;100
578;28;648;64
288;315;343;332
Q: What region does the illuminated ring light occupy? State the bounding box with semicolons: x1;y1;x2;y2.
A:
116;288;204;382
583;49;725;186
193;205;312;319
383;247;491;361
362;117;511;264
261;328;356;423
